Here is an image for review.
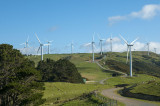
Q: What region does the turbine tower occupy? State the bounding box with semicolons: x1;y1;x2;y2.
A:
98;34;105;55
110;34;113;52
83;33;96;62
147;43;150;56
154;48;157;54
47;40;53;54
120;35;139;77
71;41;73;54
35;33;48;61
20;36;29;56
92;35;95;62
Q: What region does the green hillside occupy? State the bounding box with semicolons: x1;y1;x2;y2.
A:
41;82;110;105
26;52;160;104
27;53;112;81
101;51;160;77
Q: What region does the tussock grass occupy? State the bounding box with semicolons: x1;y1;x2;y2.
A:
130;79;160;96
105;74;158;87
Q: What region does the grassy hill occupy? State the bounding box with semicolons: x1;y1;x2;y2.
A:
27;52;160;104
101;51;160;77
41;82;110;105
27;53;112;81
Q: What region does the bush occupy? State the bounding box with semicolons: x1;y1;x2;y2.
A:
37;58;84;83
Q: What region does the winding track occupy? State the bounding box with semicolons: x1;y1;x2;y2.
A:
96;61;158;106
101;88;157;106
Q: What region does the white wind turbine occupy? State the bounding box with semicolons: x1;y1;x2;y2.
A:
84;34;96;62
146;42;150;56
98;34;105;55
92;35;95;62
110;34;113;52
35;33;48;61
120;35;139;77
71;41;73;54
20;36;29;56
154;48;157;54
47;40;53;54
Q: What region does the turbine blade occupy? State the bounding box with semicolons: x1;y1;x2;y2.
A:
27;36;29;42
131;37;139;45
37;46;41;53
110;34;112;39
20;43;25;45
44;44;49;46
97;33;100;40
84;43;91;47
28;44;31;48
35;33;41;44
48;40;53;43
126;46;129;64
93;44;97;49
119;34;128;45
92;35;94;42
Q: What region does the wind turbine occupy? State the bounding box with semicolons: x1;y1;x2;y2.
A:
110;34;113;52
35;33;48;61
120;35;139;77
147;43;150;56
83;34;96;62
92;35;95;62
98;34;105;55
154;48;157;54
71;41;73;54
20;36;29;56
47;40;53;54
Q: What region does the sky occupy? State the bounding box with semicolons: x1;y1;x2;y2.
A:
0;0;160;54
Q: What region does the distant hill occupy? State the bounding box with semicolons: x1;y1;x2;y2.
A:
102;51;160;77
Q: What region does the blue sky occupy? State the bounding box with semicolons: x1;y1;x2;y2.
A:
1;0;160;54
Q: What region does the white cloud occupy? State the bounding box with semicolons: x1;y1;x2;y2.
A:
105;37;121;43
108;4;160;25
108;16;127;25
130;4;160;19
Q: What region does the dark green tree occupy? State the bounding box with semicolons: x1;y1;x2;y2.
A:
53;59;84;83
37;58;56;81
0;44;45;106
37;58;84;83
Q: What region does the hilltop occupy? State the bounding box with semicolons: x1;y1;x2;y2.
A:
27;51;160;78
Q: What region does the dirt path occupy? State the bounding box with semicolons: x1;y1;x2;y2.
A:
101;88;158;106
96;60;158;106
96;61;127;76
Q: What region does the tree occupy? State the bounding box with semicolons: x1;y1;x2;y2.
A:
0;44;44;106
37;58;84;83
37;58;55;81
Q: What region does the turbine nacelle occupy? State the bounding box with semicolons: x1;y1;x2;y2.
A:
127;44;134;46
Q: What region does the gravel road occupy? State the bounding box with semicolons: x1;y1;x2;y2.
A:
101;88;158;106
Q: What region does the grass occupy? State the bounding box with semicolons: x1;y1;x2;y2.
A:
27;52;160;104
41;82;110;106
104;74;158;87
63;99;98;106
130;79;160;97
27;53;112;81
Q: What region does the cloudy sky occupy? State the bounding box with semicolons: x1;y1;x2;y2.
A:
0;0;160;54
